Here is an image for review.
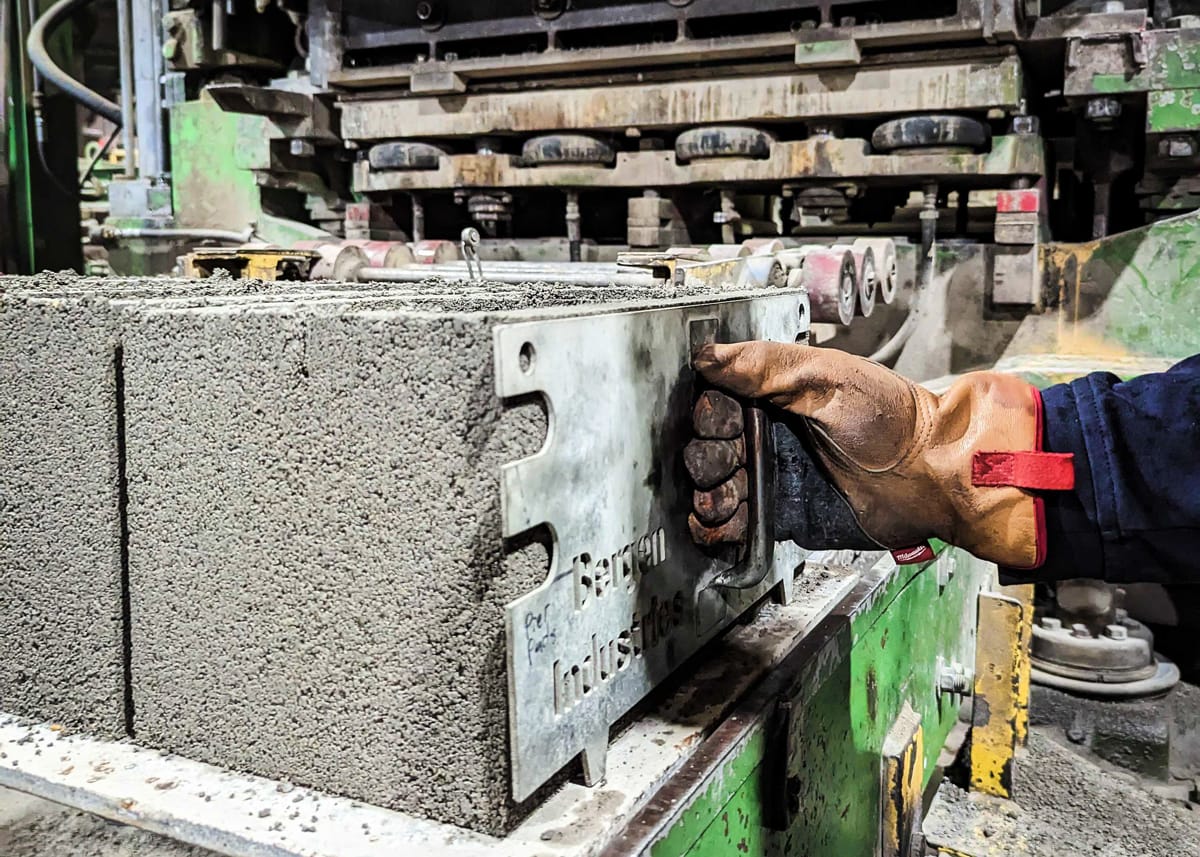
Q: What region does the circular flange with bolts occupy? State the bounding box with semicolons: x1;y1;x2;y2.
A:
852;237;898;304
1031;613;1180;696
870;115;989;153
521;134;615;166
797;246;857;326
1031;657;1180;698
368;141;446;171
675;126;774;162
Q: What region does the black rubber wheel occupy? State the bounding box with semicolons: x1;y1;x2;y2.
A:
870;115;989;153
675;126;773;162
367;141;446;171
521;134;615;166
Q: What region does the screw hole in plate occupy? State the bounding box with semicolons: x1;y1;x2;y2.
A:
519;341;536;374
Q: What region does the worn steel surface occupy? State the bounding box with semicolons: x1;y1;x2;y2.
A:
353;134;1044;195
1024;210;1200;361
338;53;1023;140
321;0;1007;89
605;547;995;857
494;293;808;801
968;587;1032;799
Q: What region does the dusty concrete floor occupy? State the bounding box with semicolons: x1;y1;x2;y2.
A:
925;727;1200;856
0;788;217;857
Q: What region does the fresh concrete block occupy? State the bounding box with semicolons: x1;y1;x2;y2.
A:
0;293;126;736
120;287;732;834
0;277;381;737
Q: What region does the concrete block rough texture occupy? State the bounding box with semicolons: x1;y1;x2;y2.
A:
0;295;125;736
123;301;560;834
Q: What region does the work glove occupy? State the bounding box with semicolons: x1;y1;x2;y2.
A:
684;342;1075;569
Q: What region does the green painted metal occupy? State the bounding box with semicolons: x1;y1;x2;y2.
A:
1147;88;1200;133
1077;30;1200;97
1063;210;1200;359
6;27;35;272
169;96;261;232
650;547;990;856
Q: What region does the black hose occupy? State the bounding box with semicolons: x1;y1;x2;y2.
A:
26;0;121;125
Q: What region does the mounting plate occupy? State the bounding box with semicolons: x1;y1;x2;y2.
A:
495;291;809;801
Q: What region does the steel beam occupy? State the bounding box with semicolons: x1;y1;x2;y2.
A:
353;134;1044;194
337;53;1023;140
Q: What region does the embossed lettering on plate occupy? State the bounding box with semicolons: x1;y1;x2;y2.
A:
495;293;809;801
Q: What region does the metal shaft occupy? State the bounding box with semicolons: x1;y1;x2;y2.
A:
115;0;135;176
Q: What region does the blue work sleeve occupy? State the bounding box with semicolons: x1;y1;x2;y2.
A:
1032;354;1200;584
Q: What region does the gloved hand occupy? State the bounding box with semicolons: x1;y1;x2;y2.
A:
685;342;1074;569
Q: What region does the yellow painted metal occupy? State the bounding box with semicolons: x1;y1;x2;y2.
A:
881;702;924;857
182;247;320;281
969;586;1034;797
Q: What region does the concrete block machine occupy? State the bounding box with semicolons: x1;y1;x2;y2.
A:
1;1;1199;855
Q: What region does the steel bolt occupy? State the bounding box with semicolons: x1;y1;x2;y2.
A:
1009;114;1040;136
1105;624;1129;640
1071;623;1092;638
938;660;972;695
289;139;316;158
1086;97;1122;123
1161;136;1197;159
1097;0;1124;11
1040;616;1063;631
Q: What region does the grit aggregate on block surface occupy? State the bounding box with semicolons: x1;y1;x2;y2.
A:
0;273;789;834
119;283;784;834
0;296;125;735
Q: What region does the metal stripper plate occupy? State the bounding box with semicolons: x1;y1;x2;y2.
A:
495;292;809;801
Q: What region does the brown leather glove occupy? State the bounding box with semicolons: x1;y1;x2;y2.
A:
689;342;1075;569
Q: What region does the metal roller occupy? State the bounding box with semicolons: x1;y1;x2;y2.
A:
412;239;463;264
344;239;416;268
706;243;750;260
292;241;369;280
740;237;785;256
852;237;898;305
833;243;877;318
795;246;857;326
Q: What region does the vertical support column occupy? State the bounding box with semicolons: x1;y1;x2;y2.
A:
130;0;165;180
969;585;1034;797
306;0;343;90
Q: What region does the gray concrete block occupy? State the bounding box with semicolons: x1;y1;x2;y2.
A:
1;273;787;831
0;294;125;736
0;278;383;737
119;286;732;834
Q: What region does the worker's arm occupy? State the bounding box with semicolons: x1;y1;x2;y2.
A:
1037;354;1200;584
689;344;1200;583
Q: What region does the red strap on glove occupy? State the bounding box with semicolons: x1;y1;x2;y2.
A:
971;450;1075;491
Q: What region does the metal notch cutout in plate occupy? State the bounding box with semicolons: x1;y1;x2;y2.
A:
494;292;808;801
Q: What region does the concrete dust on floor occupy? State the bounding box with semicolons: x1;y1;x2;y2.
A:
925;727;1200;856
0;787;217;857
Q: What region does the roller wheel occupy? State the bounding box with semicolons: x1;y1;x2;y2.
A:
870;115;988;153
857;251;877;318
367;141;446;171
521;134;615;166
675;126;773;162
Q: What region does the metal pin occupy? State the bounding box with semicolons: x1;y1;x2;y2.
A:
461;227;483;281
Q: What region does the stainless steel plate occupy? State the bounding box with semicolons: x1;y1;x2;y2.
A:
495;292;809;801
